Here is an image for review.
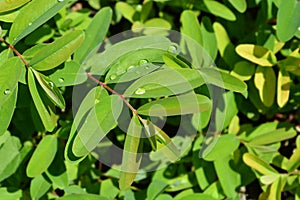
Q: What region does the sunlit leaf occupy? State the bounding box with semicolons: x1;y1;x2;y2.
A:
119;115;143;190
268;176;284;200
236;44;276;67
30;30;84;71
26;135;57;177
0;188;22;200
286;147;300;172
198;0;236;21
0;0;29;13
243;153;278;175
230;61;255;81
228;0;246;13
30;174;51;199
277;69;290;107
180;10;202;45
115;2;136;23
57;194;108;200
254;66;276;107
9;0;68;44
147;180;169;200
137;93;211;116
139;119;157;151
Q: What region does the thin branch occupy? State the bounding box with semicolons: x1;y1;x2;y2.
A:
0;37;29;67
86;72;138;115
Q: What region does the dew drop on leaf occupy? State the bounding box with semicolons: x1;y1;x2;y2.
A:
48;82;54;88
168;45;178;54
144;65;150;69
127;65;135;71
135;88;146;95
28;23;32;26
139;59;148;65
3;89;11;95
58;78;64;83
57;0;64;2
110;74;117;80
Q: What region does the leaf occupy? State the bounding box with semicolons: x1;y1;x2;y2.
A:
26;135;58;177
144;18;171;29
49;61;87;87
248;127;296;145
236;44;276;66
0;0;29;13
30;174;51;200
74;7;112;64
57;194;108;200
200;68;248;97
163;53;190;69
230;61;255;81
0;135;21;182
254;66;276;107
214;156;240;198
199;0;236;21
228;0;247;13
0;188;22;200
137;93;211;116
200;17;218;60
100;179;119;199
286;147;300;172
119;115;143;190
180;10;202;45
124;68;205;98
72;95;122;157
268;176;284;200
139;119;157;151
88;35;172;74
276;0;300;42
115;2;136;23
27;67;57;131
146;180;169;200
277;69;290;107
31;68;65;109
243;153;278;175
30;30;84;71
200;134;240;161
9;0;68;44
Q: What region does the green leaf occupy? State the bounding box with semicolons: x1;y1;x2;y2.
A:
139;119;157;151
254;66;276;107
147;180;169;200
137;93;211;116
200;17;218;60
74;7;112;64
268;176;284;200
230;61;255;81
163;53;190;69
27;67;57;131
0;188;22;200
144;18;171;29
49;61;87;87
276;0;300;42
201;134;240;161
228;0;247;13
72;95;122;157
180;10;202;45
214;156;240;198
200;68;248;97
30;174;51;200
57;194;108;200
124;68;205;98
9;0;68;44
286;147;300;172
119;115;143;190
88;35;172;74
26;135;57;177
236;44;276;66
0;135;21;182
30;30;84;71
176;194;217;200
243;153;278;175
277;69;290;107
100;179;119;199
0;0;30;13
200;0;236;21
115;2;136;23
31;68;65;109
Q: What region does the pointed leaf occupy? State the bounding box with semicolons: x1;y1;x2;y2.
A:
31;68;65;109
115;2;136;23
29;30;84;71
236;44;276;66
286;147;300;172
277;0;300;42
147;180;169;200
243;153;278;175
139;119;157;151
277;69;290;107
254;66;276;107
72;95;122;157
27;68;56;131
228;0;246;12
200;17;218;60
9;0;68;44
119;115;143;190
163;53;190;69
180;10;202;45
137;93;211;116
27;135;57;177
124;68;205;98
268;176;284;200
74;7;112;64
30;174;51;200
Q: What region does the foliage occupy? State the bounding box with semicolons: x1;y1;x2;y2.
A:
0;0;300;199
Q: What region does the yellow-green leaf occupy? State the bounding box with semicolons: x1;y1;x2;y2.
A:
277;69;290;107
286;147;300;172
0;0;30;13
243;153;278;175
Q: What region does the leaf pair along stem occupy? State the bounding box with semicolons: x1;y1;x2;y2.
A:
0;37;139;117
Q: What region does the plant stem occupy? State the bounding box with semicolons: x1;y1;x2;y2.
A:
86;72;138;115
0;37;29;67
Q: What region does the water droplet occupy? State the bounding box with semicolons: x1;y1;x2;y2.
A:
3;89;11;95
57;0;64;2
28;23;32;26
110;74;117;80
127;65;135;71
298;27;300;31
48;82;54;88
168;45;178;54
135;88;146;95
136;4;142;12
58;78;64;83
144;65;150;69
139;59;148;65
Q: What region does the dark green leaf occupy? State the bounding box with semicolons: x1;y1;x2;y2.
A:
9;0;68;44
26;135;57;177
30;30;84;71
